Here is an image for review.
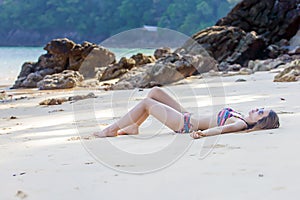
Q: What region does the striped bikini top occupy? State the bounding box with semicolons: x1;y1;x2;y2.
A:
217;108;250;128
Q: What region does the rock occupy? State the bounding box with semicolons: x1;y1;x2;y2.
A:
228;64;242;71
248;58;287;72
13;38;115;88
111;54;217;90
131;53;156;66
110;65;151;90
12;62;37;88
99;53;155;81
235;78;247;82
78;44;116;78
39;92;96;105
37;70;84;90
216;0;300;45
44;38;76;55
239;67;253;75
99;57;136;81
112;63;184;90
109;48;218;90
288;29;300;54
274;60;300;82
177;0;300;69
68;92;96;101
154;47;172;59
181;26;266;67
265;44;288;58
39;98;68;105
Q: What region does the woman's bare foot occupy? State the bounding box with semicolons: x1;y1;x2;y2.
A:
117;124;139;135
93;126;118;138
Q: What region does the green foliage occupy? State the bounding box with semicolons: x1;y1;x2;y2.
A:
0;0;238;43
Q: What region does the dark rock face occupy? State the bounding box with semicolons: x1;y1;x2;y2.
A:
216;0;300;45
182;26;266;67
182;0;300;68
12;38;115;89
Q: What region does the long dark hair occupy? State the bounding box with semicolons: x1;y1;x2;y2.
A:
248;110;280;131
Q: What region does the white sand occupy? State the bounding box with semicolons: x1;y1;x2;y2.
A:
1;71;300;200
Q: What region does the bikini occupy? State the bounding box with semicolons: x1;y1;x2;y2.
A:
176;108;250;134
176;112;193;133
217;108;251;129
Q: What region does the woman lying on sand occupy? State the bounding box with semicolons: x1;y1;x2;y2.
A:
93;87;279;139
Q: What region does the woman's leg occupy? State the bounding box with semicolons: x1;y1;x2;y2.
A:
93;97;185;137
147;87;187;113
117;87;187;135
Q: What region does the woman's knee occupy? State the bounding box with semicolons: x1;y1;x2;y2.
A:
141;97;155;111
147;86;161;99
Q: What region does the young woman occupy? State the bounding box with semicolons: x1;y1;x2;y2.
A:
93;87;280;139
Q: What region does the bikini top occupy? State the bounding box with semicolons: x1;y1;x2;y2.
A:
217;108;251;129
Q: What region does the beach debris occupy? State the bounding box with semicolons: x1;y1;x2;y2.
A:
39;98;68;105
68;92;96;101
0;91;6;100
39;92;96;106
258;174;264;178
280;97;286;101
16;190;28;199
67;136;81;141
273;60;300;82
277;111;294;115
0;91;13;102
235;78;247;82
10;116;17;119
48;109;64;113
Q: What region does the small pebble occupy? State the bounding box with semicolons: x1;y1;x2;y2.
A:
235;78;247;82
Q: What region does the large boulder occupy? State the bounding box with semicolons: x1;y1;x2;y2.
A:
111;63;182;90
99;53;155;81
76;42;116;78
37;70;84;90
99;57;136;81
12;38;115;89
111;54;217;90
180;0;300;69
216;0;300;45
181;26;266;68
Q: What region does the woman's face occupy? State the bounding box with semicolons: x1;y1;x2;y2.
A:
248;108;270;123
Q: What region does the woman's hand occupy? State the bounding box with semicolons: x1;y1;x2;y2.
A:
190;130;206;139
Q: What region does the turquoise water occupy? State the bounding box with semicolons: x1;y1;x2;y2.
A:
0;47;154;87
0;47;45;86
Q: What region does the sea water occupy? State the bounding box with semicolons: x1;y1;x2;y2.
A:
0;47;154;88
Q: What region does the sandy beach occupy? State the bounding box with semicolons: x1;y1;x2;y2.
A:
1;71;300;200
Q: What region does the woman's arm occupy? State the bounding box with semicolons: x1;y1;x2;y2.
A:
190;121;247;139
